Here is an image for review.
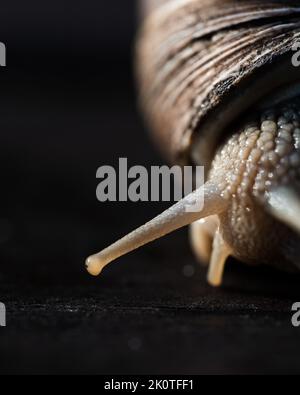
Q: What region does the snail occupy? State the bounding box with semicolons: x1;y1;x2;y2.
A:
86;0;300;287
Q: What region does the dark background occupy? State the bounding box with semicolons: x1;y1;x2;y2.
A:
0;0;300;375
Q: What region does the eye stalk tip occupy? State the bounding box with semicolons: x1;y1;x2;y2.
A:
85;254;105;277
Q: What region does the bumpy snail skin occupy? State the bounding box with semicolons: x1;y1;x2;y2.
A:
86;100;300;286
204;100;300;279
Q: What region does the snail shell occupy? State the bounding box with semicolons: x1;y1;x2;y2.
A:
138;0;300;168
86;0;300;287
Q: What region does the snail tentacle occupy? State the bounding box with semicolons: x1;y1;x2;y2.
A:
86;181;228;277
190;216;218;265
208;229;232;287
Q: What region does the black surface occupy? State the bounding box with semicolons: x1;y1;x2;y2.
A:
0;0;300;375
2;258;300;375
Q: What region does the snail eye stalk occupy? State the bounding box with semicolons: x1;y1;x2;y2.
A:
86;182;228;277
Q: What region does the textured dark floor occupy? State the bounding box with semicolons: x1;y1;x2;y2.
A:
1;253;300;375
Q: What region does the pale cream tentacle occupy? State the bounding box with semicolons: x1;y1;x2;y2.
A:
86;182;228;276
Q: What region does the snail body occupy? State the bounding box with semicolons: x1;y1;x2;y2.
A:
86;0;300;286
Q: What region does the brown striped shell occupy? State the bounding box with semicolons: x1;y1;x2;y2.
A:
137;0;300;171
